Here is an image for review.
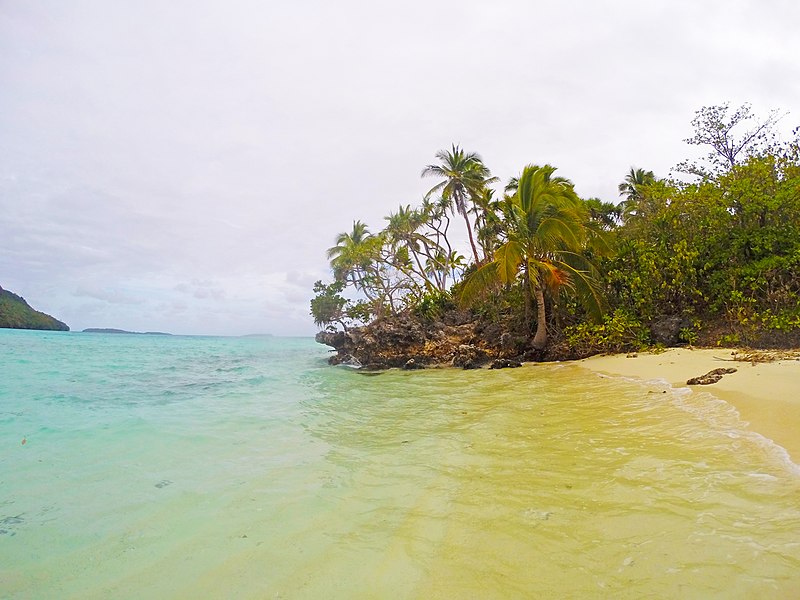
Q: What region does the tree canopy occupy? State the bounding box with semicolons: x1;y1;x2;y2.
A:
312;103;800;354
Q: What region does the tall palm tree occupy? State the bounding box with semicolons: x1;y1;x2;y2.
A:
421;144;494;265
470;187;505;260
460;164;605;349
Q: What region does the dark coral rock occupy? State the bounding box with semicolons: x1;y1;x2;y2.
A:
402;359;425;370
520;348;545;362
360;363;388;372
330;353;362;368
489;358;522;369
687;367;737;385
315;330;347;349
452;344;489;369
650;315;691;346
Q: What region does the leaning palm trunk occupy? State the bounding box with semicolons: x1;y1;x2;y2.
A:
458;164;607;353
461;211;481;265
532;286;547;350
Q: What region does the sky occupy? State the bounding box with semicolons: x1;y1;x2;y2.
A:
1;0;799;336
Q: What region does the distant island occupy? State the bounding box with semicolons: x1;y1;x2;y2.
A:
0;285;69;331
82;328;172;335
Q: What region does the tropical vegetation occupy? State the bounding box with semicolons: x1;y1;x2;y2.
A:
0;285;69;331
312;103;800;357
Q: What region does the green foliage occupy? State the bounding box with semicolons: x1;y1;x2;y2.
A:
310;280;374;331
717;333;741;347
564;309;650;356
758;308;800;332
310;280;349;330
0;286;69;331
678;327;699;346
345;300;373;325
459;164;607;349
412;289;454;321
603;146;800;349
465;281;527;327
421;144;497;264
314;112;800;353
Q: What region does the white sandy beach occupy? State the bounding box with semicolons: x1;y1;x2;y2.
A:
579;348;800;463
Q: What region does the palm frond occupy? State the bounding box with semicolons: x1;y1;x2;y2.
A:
494;240;524;284
556;256;607;321
458;261;501;307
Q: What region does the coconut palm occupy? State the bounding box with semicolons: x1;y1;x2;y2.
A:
618;167;655;202
617;167;656;222
470;187;505;260
504;176;520;194
327;221;379;295
384;205;442;292
584;197;622;230
421;145;495;265
460;164;605;349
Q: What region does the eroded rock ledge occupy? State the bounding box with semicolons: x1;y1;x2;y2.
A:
315;311;541;370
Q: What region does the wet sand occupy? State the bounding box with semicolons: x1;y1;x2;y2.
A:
578;348;800;463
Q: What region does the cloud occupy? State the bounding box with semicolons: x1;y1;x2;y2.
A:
74;284;145;305
2;0;798;335
174;279;226;301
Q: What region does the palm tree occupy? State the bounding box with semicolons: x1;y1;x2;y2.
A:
504;176;520;194
460;164;605;349
618;167;655;202
327;220;378;296
584;197;622;230
421;145;494;265
384;205;441;292
618;167;655;222
470;187;505;260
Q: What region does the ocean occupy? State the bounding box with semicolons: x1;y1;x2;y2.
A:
1;329;799;598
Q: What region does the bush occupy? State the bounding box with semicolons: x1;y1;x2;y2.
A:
412;289;454;321
564;309;650;356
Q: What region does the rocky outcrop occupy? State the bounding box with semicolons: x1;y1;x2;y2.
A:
650;315;691;346
452;344;489;369
489;358;522;369
315;330;347;349
315;311;526;369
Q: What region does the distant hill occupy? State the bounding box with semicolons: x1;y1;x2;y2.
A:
82;328;172;335
0;285;69;331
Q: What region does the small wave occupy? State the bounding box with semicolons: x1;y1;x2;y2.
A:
591;370;800;477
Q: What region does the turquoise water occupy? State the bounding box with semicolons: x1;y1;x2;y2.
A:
2;329;800;598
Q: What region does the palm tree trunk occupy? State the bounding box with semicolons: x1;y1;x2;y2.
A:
523;266;533;328
532;286;548;350
461;211;481;265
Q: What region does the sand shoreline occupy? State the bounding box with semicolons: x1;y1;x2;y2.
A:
576;347;800;463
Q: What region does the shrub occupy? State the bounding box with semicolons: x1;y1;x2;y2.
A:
564;309;650;356
412;289;454;321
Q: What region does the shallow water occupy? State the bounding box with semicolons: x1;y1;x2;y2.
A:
1;330;799;598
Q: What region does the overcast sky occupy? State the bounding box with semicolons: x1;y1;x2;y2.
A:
1;0;798;336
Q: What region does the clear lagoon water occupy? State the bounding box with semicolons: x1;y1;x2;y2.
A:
1;329;799;598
